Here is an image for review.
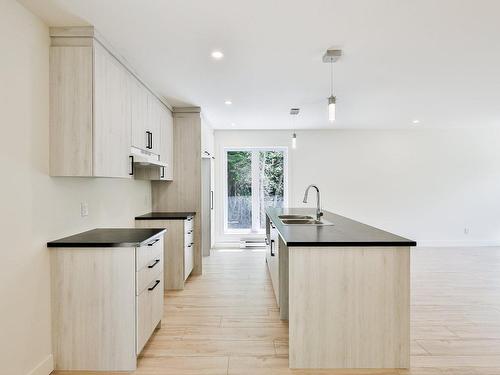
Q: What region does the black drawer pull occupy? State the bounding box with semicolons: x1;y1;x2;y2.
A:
148;280;160;291
147;238;160;246
148;259;160;269
129;155;134;175
270;239;275;257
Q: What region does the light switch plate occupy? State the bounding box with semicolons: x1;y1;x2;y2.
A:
81;202;89;217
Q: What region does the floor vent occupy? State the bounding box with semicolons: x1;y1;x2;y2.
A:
239;238;266;248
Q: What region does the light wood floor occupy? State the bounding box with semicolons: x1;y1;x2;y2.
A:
54;247;500;375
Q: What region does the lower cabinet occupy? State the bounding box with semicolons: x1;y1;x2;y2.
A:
50;236;164;371
135;215;195;289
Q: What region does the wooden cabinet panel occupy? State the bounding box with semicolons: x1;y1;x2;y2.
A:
147;93;161;154
184;243;194;281
93;42;132;177
160;106;174;180
50;247;136;371
131;76;149;150
268;225;280;305
49;46;93;176
137;275;163;355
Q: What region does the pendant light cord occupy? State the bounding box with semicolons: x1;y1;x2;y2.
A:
330;60;334;96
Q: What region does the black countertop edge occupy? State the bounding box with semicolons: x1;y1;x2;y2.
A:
285;241;417;247
135;212;196;220
266;207;416;247
47;228;167;248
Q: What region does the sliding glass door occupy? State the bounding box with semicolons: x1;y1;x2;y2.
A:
225;148;287;234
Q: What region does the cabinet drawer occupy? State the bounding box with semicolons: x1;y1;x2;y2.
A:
184;217;194;231
136;254;163;295
184;230;194;247
137;275;163;355
136;236;163;271
184;244;194;281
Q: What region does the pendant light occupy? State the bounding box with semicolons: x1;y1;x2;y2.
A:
323;49;341;123
290;108;300;149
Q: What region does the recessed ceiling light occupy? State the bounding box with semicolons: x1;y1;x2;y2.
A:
211;50;224;60
231;123;236;127
412;120;420;124
224;100;232;105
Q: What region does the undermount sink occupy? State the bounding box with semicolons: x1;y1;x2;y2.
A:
281;218;334;226
278;214;314;220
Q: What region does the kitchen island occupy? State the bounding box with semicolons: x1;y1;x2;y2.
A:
265;208;416;369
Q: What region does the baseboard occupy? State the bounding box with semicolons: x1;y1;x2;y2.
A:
417;240;500;247
27;354;53;375
213;242;241;249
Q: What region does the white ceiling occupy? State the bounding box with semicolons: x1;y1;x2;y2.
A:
21;0;500;130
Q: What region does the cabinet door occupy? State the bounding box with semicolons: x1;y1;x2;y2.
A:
93;42;132;178
184;243;194;281
146;94;161;154
136;276;163;355
131;76;149;150
159;106;174;180
268;225;280;305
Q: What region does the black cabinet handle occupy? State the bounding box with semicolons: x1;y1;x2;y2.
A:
148;280;160;291
147;238;160;246
150;132;153;149
160;166;165;179
129;155;134;175
148;259;160;269
270;239;275;257
210;190;214;210
146;131;152;149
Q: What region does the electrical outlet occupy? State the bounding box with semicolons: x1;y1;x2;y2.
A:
80;202;89;217
464;227;469;235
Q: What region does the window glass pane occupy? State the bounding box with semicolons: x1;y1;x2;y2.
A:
227;151;252;229
259;151;285;229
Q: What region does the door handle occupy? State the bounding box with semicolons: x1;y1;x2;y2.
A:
129;155;134;175
147;238;160;246
148;259;160;269
148;280;160;291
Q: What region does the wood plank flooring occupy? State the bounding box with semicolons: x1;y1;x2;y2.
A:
53;247;500;374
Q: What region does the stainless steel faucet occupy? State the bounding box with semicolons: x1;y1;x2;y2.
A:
303;184;323;221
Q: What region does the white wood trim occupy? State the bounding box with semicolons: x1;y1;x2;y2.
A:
26;355;54;375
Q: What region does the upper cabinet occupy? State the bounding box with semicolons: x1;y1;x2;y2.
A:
49;26;172;179
201;119;214;158
160;107;174;180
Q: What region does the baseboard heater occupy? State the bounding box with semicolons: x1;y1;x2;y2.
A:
239;238;267;248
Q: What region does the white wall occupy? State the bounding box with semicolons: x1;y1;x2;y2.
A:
0;2;151;374
214;129;500;246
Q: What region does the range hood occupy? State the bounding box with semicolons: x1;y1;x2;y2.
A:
130;147;167;168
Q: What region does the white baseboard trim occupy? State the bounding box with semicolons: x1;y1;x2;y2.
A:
27;354;53;375
213;242;241;249
417;240;500;247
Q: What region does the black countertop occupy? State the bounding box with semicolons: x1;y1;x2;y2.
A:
47;228;167;248
266;208;416;247
135;212;196;220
